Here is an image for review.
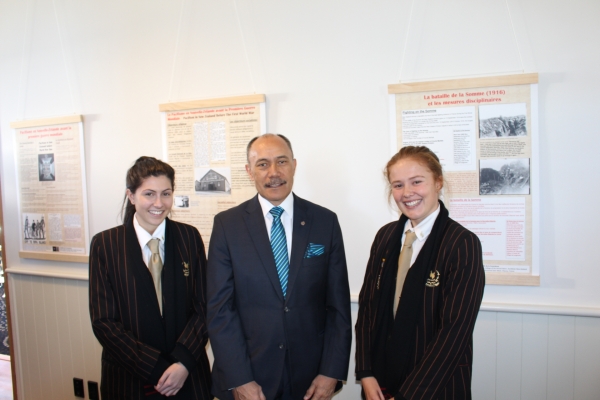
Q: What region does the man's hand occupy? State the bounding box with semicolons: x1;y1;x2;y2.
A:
303;374;337;400
155;362;189;397
233;381;266;400
361;377;385;400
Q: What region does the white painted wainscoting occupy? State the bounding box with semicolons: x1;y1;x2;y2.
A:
7;270;600;399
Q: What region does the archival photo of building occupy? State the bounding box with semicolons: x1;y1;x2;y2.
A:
195;168;231;194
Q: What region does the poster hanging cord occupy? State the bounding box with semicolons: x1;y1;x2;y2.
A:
504;0;525;72
167;0;187;102
17;0;34;120
52;0;76;114
398;0;416;83
233;0;256;94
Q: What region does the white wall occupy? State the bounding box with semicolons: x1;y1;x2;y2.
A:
1;0;600;399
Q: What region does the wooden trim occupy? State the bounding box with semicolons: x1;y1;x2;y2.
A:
349;294;600;317
5;266;88;281
485;272;540;286
9;115;82;129
388;73;538;94
18;251;88;263
159;94;266;112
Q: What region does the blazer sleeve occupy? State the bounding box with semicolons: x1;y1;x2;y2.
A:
355;225;383;380
397;228;485;400
171;226;209;373
318;214;352;380
88;230;171;384
206;214;255;389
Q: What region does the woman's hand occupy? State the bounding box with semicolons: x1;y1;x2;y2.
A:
155;362;189;396
361;377;385;400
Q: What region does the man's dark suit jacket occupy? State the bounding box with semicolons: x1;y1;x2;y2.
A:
89;218;212;399
207;194;352;400
355;210;485;399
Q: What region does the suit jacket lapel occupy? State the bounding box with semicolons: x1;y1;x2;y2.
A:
286;194;310;302
244;196;285;301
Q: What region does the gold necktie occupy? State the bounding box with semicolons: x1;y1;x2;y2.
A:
393;230;418;314
148;238;163;315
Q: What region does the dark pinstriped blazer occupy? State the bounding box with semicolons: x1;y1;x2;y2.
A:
89;218;212;399
355;209;485;400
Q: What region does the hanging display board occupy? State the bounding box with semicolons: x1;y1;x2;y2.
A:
10;115;90;262
159;94;266;249
389;73;539;286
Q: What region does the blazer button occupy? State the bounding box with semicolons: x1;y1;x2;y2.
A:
279;343;284;349
284;307;289;313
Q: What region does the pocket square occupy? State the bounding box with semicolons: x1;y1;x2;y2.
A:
304;243;325;258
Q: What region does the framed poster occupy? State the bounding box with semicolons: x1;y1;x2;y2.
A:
11;115;90;262
159;94;266;248
389;74;539;285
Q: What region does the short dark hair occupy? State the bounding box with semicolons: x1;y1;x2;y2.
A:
121;156;175;224
246;133;294;163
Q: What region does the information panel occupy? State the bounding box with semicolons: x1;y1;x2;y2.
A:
159;95;266;249
11;115;90;262
389;74;539;285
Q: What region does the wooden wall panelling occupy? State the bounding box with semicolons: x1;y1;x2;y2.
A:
472;311;497;399
574;316;600;399
547;315;575;400
520;313;549;399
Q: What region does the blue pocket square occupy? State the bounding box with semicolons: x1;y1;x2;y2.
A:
304;243;325;258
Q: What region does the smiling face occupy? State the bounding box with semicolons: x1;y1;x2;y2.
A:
389;157;442;227
245;135;296;206
127;174;173;234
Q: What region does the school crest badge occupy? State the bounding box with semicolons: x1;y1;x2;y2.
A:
426;270;440;287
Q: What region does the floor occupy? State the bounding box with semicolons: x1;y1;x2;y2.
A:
0;359;12;400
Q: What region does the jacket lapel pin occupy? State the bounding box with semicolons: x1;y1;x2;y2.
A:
182;261;190;277
301;221;305;226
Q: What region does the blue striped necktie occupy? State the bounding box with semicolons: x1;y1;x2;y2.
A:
270;206;289;297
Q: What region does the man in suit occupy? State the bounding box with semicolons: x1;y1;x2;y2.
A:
207;134;351;400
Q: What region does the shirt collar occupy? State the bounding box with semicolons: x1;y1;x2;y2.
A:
258;192;294;219
403;203;440;241
133;213;166;248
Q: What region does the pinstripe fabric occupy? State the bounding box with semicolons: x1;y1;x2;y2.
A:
89;219;212;399
355;212;485;400
269;206;289;297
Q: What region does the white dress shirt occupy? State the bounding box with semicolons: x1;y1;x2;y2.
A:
401;204;441;267
258;193;294;262
133;213;166;267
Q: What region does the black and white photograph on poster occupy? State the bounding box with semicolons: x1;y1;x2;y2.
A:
479;103;527;138
22;213;46;242
175;195;190;208
480;158;530;195
194;167;232;195
38;153;56;181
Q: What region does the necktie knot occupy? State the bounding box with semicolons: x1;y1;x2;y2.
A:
403;230;418;248
148;238;160;254
270;206;284;219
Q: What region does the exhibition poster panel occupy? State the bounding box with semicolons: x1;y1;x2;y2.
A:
11;115;89;262
160;95;266;249
389;74;539;285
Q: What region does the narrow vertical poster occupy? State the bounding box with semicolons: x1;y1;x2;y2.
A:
159;95;266;249
389;74;539;285
11;115;90;262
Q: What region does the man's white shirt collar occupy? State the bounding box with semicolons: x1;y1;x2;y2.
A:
258;193;294;220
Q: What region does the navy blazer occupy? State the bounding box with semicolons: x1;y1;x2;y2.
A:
207;194;352;399
89;218;212;399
